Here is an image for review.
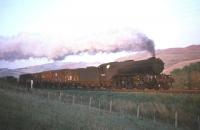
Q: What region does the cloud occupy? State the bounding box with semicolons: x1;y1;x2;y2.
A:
0;29;155;61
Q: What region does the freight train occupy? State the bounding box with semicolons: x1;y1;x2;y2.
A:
19;57;174;90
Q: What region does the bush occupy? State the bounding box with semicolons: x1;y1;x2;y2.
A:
171;62;200;89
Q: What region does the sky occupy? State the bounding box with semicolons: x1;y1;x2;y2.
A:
0;0;200;69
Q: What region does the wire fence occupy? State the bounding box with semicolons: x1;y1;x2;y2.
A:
1;80;200;130
25;88;200;130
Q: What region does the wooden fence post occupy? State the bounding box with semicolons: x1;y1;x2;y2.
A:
137;104;140;118
30;80;33;89
59;91;62;100
47;92;49;100
98;99;101;112
72;95;75;105
89;97;92;108
119;106;122;117
153;110;156;123
198;115;200;130
110;100;112;113
80;96;82;105
175;111;178;128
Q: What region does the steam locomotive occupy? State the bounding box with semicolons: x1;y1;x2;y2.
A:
19;57;174;90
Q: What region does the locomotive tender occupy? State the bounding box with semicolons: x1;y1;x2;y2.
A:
19;57;174;90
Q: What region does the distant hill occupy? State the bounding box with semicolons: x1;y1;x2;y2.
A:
0;62;99;78
0;68;23;78
117;45;200;74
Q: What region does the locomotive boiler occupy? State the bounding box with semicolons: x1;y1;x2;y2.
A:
19;57;174;90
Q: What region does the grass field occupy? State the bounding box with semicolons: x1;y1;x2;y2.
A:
0;81;199;130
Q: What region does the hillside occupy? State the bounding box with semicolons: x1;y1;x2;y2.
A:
0;62;99;78
117;45;200;74
0;68;23;78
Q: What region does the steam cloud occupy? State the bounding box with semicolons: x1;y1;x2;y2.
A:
0;30;155;61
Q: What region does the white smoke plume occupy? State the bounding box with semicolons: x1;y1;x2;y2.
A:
0;29;155;61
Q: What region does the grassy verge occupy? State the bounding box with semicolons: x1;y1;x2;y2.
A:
0;82;190;130
44;89;200;129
